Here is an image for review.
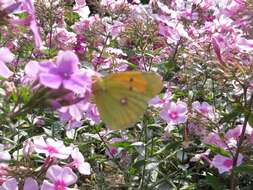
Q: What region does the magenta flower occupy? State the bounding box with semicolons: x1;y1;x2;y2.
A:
33;136;72;159
39;51;92;94
160;101;188;125
41;165;78;190
212;154;243;174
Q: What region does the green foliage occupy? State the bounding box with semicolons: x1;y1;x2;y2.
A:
206;144;231;157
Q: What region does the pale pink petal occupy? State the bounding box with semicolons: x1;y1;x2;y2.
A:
41;180;54;190
25;61;39;79
61;167;77;186
0;48;14;63
78;162;91;175
46;165;62;182
0;61;13;79
24;177;39;190
0;178;18;190
30;19;42;48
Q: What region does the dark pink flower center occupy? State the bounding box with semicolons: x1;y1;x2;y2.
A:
54;180;66;190
200;107;209;114
223;159;233;167
110;147;118;155
45;146;59;154
169;112;178;119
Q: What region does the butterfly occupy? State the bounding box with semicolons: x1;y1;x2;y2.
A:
92;71;163;130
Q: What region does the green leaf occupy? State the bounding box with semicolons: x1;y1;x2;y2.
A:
64;11;81;26
19;86;32;104
132;160;146;170
111;141;132;148
248;114;253;127
154;141;180;155
206;144;231;157
220;104;244;123
233;164;253;174
206;175;224;190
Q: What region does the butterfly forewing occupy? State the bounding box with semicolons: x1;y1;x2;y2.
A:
92;72;163;129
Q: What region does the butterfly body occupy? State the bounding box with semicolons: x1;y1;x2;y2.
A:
92;71;163;130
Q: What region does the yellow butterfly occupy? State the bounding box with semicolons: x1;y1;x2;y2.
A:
92;71;163;130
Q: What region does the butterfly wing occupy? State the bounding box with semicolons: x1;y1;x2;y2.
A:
92;72;163;130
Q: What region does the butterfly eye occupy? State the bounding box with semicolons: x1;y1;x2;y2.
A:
120;98;128;105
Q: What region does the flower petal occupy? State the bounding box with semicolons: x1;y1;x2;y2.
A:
56;51;79;74
0;61;13;79
39;73;62;89
63;75;87;94
40;180;54;190
78;162;91;175
24;177;39;190
61;167;77;186
46;165;63;182
0;48;14;63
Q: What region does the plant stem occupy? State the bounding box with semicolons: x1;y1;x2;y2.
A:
230;91;253;190
139;125;148;190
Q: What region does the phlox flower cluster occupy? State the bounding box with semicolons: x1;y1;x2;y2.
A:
0;0;253;188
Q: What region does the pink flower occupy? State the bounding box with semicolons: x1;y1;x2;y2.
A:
237;38;253;51
24;60;52;82
33;136;72;159
39;51;92;94
0;178;18;190
23;177;39;190
20;0;42;48
70;148;91;175
51;28;76;50
23;140;34;157
0;48;14;63
160;101;188;125
41;165;77;190
188;123;208;137
192;101;214;118
0;144;11;161
158;23;180;44
0;47;14;79
212;154;243;174
0;177;38;190
0;163;9;176
82;103;100;125
225;125;252;146
149;92;171;108
203;132;226;148
74;0;86;10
